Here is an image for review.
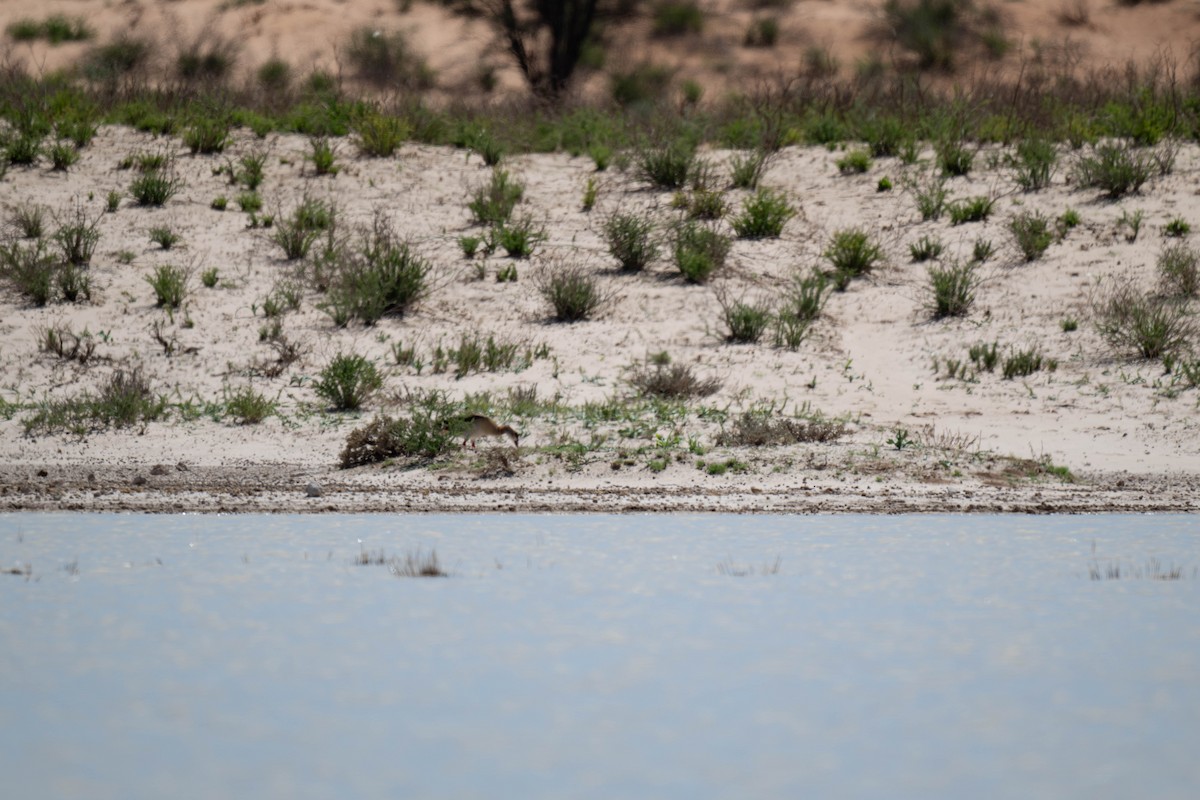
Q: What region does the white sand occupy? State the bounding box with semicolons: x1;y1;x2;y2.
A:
1;1;1199;512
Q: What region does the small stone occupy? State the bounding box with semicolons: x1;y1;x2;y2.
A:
175;461;189;472
132;475;147;486
305;482;323;498
87;472;96;483
36;469;48;478
150;464;169;476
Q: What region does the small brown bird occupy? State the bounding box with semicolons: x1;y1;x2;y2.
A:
462;414;520;449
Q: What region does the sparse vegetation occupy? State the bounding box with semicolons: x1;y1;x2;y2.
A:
536;261;609;322
323;214;431;325
731;189;795;239
1158;241;1200;297
716;411;844;446
315;353;383;411
836;149;872;174
774;270;828;349
1093;280;1196;360
224;386;276;425
1002;347;1053;380
909;234;944;262
947;195;994;225
638;140;696;190
719;295;773;343
1073;142;1154;198
926;260;978;318
145;264;189;309
129;166;183;207
824;228;884;288
603;212;659;272
673;221;730;283
629;357;721;399
1010;138;1057;191
908;172;948;220
1009;211;1055;261
24;368;165;436
468;168;524;226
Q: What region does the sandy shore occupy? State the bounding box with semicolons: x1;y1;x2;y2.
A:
2;120;1200;514
2;462;1199;515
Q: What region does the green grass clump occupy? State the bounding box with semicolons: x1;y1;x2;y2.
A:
603;212;660;272
0;239;89;306
468;168;524;226
836;149;872;174
653;1;705;37
909;234;944;262
1158;241;1200;297
145;264;189;309
968;341;1000;372
673;221;730;283
1093;280;1195;360
224;386;276;425
947;195;994;225
1002;347;1053;380
731;188;795;239
316;353;383;411
494;216;544;258
273;196;335;260
1164;217;1191;238
1009;211;1055;261
535;262;610;322
47;141;79;172
148;226;181;250
685;188;727;221
907;172;948;220
926;261;978;319
824;228;884;288
638;140;696;189
629;358;721;399
52;204;101;267
7;15;92;44
729;149;770;189
183;116;230;155
9;202;46;239
5;133;43;166
344;26;434;90
720;296;773;343
1010;137;1057;191
1072;142;1153;198
353;111;409;157
237;192;263;213
884;0;971;71
83;35;149;82
440;333;537;379
774;270;828;349
308;136;339;175
129;167;182;207
325;216;431;325
937;137;974;176
743;16;779;47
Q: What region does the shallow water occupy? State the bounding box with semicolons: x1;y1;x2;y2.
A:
1;513;1198;799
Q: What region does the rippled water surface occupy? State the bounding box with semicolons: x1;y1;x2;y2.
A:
1;513;1198;799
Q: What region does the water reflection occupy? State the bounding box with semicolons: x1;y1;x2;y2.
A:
1;513;1197;799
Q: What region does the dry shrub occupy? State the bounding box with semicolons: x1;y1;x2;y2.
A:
629;362;721;399
716;412;845;447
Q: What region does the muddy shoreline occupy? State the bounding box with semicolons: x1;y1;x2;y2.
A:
3;464;1196;515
